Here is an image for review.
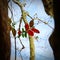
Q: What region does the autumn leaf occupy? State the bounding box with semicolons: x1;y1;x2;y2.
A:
27;29;34;36
18;30;22;35
31;28;40;33
25;23;40;36
12;28;16;36
25;23;29;30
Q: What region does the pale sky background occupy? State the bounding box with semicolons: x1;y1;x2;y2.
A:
8;0;55;60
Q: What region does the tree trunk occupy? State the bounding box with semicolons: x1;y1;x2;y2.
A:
42;0;60;60
49;0;60;60
0;0;11;60
29;36;35;60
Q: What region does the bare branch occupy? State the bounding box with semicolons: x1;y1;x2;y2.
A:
19;38;25;52
27;14;54;29
19;17;22;30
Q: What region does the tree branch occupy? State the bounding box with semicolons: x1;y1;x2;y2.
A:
28;14;54;29
12;1;35;60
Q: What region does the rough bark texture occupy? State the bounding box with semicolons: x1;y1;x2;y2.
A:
49;0;60;60
0;0;11;60
29;36;35;60
42;0;54;17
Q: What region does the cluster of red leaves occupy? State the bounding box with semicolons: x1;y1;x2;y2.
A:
25;23;40;36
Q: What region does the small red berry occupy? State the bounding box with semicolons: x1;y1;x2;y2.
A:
18;30;22;35
27;29;34;36
31;28;40;33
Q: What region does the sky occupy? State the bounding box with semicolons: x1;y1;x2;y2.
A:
8;0;55;60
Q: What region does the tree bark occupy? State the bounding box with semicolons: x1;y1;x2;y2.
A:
42;0;60;60
29;36;35;60
0;0;11;60
49;0;60;60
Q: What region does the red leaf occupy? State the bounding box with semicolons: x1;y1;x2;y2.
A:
31;28;40;33
25;23;29;30
18;30;22;35
27;30;34;36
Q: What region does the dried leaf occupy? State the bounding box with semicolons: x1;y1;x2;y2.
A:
8;18;12;24
12;28;16;36
29;20;34;27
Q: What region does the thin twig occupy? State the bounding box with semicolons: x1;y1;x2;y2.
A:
27;14;54;29
19;38;25;52
14;37;16;60
19;17;22;30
